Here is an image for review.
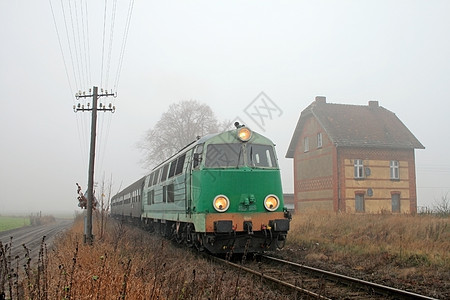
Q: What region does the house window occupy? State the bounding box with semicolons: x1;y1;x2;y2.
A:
392;192;400;213
355;193;365;212
317;132;323;148
304;137;309;152
390;160;399;180
354;159;364;179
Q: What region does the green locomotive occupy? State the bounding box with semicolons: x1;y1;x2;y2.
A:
111;123;290;254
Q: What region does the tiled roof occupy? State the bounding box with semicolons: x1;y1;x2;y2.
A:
286;98;425;158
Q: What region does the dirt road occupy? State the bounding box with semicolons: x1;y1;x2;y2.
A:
0;218;73;263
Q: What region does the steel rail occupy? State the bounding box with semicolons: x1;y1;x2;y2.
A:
208;255;332;299
263;255;438;300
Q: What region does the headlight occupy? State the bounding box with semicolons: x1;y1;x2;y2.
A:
237;127;252;142
264;195;280;211
213;195;230;212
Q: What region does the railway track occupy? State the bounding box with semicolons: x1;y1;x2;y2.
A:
207;253;439;299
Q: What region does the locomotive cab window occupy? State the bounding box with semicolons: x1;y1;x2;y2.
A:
193;144;204;169
248;144;277;168
205;143;243;168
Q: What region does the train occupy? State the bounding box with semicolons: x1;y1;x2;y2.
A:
110;123;291;254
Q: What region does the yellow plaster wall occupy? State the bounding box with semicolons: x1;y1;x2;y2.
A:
346;199;411;213
343;158;412;213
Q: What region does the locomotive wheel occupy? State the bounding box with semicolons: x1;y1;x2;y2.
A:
195;233;204;251
276;234;286;249
175;224;184;244
185;224;194;248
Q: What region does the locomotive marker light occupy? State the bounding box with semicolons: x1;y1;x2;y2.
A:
213;195;230;212
264;194;280;211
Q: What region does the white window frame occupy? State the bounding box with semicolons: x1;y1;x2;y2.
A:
317;132;323;148
304;136;309;152
354;159;364;179
390;160;400;180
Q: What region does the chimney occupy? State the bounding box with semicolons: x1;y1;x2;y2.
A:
368;100;379;108
315;96;326;104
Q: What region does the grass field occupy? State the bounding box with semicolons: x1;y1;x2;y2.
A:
2;213;448;299
0;216;30;232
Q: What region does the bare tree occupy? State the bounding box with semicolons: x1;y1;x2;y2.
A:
138;100;227;169
433;192;450;216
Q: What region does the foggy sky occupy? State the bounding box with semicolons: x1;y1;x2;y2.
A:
1;1;449;214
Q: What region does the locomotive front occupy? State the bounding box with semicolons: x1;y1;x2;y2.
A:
191;124;290;254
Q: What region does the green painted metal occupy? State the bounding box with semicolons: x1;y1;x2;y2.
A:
190;168;283;213
139;127;284;232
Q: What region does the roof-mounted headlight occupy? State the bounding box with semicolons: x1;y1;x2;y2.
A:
237;127;252;142
213;195;230;212
264;194;280;211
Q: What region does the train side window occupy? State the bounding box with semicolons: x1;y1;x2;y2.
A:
168;159;177;178
175;154;186;175
167;184;174;203
147;190;154;205
163;186;167;203
152;169;160;185
161;164;169;182
148;173;154;187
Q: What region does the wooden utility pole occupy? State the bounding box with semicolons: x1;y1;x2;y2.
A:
74;86;115;244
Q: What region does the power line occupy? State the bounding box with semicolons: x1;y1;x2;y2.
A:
73;0;87;88
105;0;118;90
80;0;90;88
48;0;74;98
100;0;108;88
60;0;80;91
114;0;135;92
68;0;83;91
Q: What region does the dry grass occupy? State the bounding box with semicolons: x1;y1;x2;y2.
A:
2;216;291;300
287;212;449;267
283;212;450;299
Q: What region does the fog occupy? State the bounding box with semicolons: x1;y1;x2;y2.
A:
1;1;449;214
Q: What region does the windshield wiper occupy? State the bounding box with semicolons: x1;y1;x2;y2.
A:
236;145;242;168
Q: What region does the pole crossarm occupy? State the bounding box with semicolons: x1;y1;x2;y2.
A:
74;107;115;112
74;89;116;113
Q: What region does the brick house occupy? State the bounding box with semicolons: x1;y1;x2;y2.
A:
286;96;425;213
